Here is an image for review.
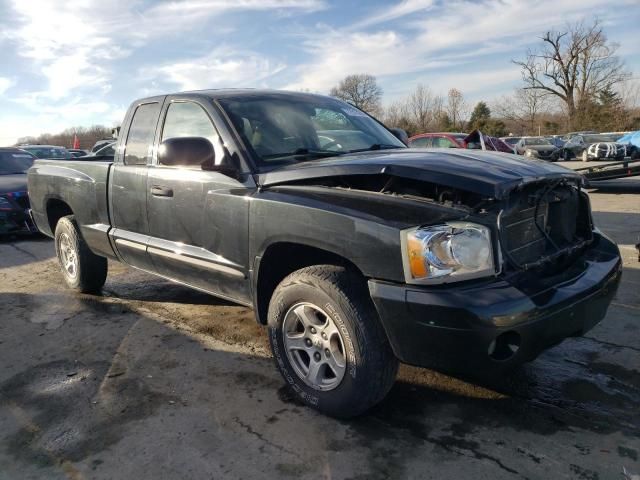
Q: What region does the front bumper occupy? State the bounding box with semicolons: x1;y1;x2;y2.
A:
0;209;38;235
369;232;622;374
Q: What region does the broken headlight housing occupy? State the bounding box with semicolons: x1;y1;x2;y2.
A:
401;222;496;284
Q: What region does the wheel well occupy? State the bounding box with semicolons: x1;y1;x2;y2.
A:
255;243;363;325
46;199;73;233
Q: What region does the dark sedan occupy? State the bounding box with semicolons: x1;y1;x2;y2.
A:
560;134;627;162
0;148;38;235
20;145;73;160
514;137;559;161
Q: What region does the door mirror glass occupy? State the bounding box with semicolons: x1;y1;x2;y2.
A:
158;137;215;168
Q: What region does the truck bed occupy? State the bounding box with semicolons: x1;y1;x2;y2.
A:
27;159;115;258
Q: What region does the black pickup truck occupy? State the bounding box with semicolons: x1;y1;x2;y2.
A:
28;90;622;417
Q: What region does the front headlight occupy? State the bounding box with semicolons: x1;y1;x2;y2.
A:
401;222;496;284
525;149;535;157
0;196;14;210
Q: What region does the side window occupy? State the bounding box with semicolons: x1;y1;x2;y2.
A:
161;102;217;144
124;102;161;165
434;137;455;148
409;137;430;148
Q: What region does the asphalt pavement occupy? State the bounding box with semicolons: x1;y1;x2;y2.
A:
0;176;638;480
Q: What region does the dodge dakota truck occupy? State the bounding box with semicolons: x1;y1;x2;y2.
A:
28;90;622;417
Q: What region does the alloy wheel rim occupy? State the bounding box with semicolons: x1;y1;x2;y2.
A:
282;302;347;391
58;233;78;279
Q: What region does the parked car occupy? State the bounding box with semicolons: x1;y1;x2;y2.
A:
616;131;640;159
20;145;73;160
500;136;521;148
547;136;566;149
68;149;89;157
0;148;38;235
409;131;514;153
91;139;114;153
514;137;559;161
560;134;627;162
562;131;598;141
408;132;468;148
28;89;621;417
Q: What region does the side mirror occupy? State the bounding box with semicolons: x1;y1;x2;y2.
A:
389;128;409;146
158;137;215;168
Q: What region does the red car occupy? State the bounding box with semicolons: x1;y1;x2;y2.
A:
409;131;514;154
408;132;467;148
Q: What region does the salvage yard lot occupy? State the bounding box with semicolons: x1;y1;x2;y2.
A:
1;177;639;480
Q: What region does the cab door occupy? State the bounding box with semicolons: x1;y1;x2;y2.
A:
109;98;164;271
145;98;252;304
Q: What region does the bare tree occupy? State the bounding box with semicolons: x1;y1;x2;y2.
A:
494;88;551;135
329;74;383;116
513;20;631;128
406;84;444;133
446;88;467;131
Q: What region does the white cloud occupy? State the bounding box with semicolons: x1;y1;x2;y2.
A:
148;47;287;91
5;0;326;100
351;0;435;29
284;0;635;99
0;77;14;96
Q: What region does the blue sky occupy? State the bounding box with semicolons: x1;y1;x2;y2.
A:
1;0;639;146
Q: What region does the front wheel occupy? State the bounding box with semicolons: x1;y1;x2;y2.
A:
54;215;108;293
268;265;398;418
582;150;590;162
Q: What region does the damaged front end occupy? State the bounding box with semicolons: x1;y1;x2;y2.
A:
497;179;594;274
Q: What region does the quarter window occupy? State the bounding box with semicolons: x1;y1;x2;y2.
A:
124;102;161;165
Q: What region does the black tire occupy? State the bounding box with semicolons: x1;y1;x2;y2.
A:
562;149;571;161
581;150;590;162
268;265;398;418
54;215;107;293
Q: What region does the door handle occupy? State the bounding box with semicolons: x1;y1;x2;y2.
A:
151;185;174;197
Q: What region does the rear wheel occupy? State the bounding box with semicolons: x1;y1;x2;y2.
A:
268;265;398;418
54;215;107;293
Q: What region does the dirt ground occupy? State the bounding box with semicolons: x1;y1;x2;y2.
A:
0;175;638;480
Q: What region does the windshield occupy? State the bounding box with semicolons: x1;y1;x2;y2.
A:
524;137;551;145
0;151;35;174
22;146;71;159
217;94;405;166
502;137;520;145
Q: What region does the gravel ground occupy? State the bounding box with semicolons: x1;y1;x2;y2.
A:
0;176;638;480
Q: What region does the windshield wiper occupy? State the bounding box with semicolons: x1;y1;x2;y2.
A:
347;144;403;154
262;148;344;161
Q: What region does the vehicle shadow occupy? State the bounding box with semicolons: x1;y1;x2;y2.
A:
1;289;637;479
588;178;640;193
101;270;237;307
591;211;640;246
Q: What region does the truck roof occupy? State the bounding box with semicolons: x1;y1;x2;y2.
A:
134;88;337;104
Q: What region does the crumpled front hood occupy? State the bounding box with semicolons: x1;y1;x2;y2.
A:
0;174;28;195
257;149;583;199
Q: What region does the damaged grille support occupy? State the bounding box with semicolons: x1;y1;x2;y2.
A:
498;180;593;271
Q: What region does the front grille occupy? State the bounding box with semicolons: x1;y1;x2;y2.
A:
500;184;592;269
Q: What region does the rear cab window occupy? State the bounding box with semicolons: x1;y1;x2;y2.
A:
124;102;161;165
